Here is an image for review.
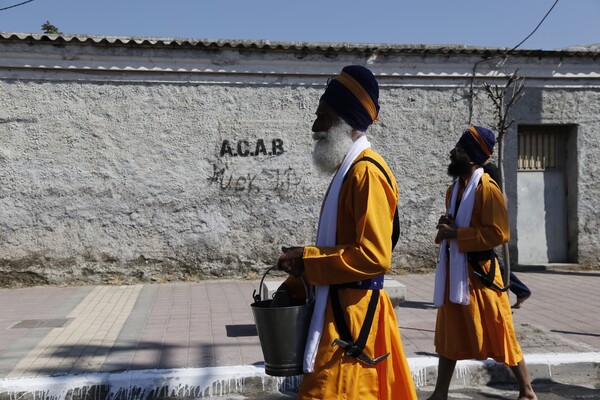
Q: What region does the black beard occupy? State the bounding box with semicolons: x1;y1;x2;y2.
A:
447;158;472;177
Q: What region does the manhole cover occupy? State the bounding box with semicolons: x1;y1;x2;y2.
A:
11;318;73;329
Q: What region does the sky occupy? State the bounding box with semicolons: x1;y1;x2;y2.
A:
0;0;598;51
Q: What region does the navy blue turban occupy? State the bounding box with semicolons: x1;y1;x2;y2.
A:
320;65;380;132
457;126;496;166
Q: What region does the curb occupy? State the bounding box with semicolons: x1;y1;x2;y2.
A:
1;353;598;399
408;352;600;388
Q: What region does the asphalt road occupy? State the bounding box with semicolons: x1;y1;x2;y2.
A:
417;381;600;399
232;380;599;400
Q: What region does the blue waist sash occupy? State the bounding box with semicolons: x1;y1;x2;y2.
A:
335;275;384;290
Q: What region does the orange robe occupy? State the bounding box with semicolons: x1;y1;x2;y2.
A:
434;173;523;366
287;149;417;400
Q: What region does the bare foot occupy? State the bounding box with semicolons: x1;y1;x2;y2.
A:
425;393;448;400
517;386;537;400
512;295;530;309
517;392;537;400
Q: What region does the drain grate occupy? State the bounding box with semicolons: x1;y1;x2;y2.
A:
11;318;73;329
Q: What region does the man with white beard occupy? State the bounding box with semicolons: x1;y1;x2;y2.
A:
275;65;417;400
311;117;355;174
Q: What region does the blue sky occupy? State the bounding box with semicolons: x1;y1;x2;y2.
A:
0;0;598;50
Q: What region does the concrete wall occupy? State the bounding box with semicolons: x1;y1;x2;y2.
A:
507;88;600;267
0;35;598;286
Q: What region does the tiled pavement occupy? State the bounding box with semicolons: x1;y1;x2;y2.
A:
396;271;599;358
0;270;598;398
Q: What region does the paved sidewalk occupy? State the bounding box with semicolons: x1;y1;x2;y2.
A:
0;270;598;398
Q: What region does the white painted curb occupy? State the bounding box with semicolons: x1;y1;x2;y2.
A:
1;353;598;399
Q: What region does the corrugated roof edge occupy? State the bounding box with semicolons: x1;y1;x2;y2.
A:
0;32;598;57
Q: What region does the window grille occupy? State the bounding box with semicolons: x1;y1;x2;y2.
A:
518;130;562;171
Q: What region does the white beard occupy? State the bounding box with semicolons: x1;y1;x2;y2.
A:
311;121;354;175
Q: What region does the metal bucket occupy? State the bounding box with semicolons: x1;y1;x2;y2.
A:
251;266;313;377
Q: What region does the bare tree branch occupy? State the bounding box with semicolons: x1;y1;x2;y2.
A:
482;70;525;285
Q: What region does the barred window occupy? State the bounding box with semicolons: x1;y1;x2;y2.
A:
518;129;562;171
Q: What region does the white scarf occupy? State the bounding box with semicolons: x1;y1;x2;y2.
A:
303;135;371;373
433;167;484;308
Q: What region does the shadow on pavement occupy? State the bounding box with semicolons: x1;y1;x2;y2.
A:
550;329;600;338
18;341;260;376
398;300;435;309
520;269;600;278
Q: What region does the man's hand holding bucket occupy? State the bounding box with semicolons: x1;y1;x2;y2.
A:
277;246;305;277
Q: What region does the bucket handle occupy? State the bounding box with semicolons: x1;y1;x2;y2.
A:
253;265;312;305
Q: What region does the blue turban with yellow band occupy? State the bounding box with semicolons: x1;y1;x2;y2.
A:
457;126;496;166
320;65;380;132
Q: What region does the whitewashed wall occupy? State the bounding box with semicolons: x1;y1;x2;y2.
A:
0;35;598;286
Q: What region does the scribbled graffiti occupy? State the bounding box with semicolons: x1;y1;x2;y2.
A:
209;164;302;194
211;138;300;194
263;167;302;192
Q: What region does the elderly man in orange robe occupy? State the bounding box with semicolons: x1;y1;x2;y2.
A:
276;65;417;399
428;126;537;400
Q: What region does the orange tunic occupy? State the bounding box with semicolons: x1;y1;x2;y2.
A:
287;149;417;400
434;173;523;366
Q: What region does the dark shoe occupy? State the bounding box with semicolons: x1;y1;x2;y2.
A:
512;295;530;309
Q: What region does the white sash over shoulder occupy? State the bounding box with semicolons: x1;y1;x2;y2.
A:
303;135;371;373
433;167;483;307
